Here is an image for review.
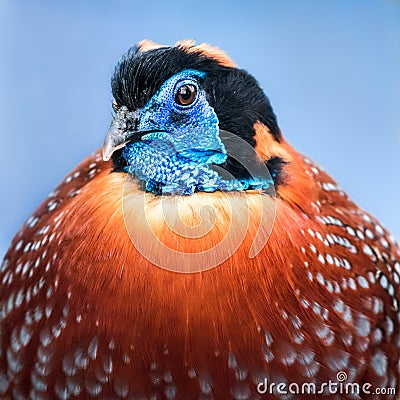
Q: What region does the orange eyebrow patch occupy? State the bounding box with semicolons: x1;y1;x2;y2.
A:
137;39;236;68
175;39;237;68
138;39;168;52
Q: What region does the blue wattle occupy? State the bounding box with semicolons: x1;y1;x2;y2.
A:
122;137;274;195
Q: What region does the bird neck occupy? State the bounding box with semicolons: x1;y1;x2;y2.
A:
122;138;274;195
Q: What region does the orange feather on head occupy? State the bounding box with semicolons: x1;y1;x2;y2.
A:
1;40;399;399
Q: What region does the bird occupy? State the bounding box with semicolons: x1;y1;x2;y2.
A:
0;39;399;400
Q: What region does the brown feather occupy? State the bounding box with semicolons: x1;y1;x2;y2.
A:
1;143;399;398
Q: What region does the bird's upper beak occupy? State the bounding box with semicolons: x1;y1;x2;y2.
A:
102;108;141;162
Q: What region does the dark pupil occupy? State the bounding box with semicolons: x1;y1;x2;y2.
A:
179;85;192;100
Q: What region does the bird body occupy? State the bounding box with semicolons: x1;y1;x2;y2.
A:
1;40;399;399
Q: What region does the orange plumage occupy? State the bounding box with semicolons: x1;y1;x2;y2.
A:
1;40;399;400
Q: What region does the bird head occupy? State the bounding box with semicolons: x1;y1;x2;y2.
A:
103;40;285;196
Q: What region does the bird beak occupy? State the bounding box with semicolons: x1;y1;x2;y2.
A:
102;118;134;162
102;108;141;161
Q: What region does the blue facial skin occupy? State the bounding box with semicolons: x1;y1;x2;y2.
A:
122;69;273;195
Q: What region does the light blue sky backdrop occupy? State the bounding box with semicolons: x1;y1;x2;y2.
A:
1;0;399;260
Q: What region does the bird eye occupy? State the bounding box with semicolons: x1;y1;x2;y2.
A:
175;84;197;106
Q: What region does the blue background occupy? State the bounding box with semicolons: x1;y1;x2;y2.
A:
1;0;399;260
